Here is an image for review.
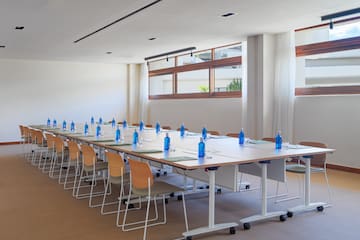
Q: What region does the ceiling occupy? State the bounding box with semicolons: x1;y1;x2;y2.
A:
0;0;359;64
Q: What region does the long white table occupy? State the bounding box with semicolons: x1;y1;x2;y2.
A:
34;124;335;239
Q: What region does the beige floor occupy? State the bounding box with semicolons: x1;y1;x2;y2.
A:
0;145;359;240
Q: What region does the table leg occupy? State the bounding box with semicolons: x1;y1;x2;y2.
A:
287;157;326;216
182;168;238;239
240;161;287;229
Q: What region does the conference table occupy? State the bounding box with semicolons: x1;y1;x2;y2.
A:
33;123;335;240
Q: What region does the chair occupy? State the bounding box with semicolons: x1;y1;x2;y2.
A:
76;144;109;207
122;159;188;240
132;123;140;127
161;126;171;130
64;140;81;195
177;127;189;131
284;141;331;204
207;130;220;136
40;133;56;172
101;151;130;221
262;137;275;142
30;129;47;166
226;133;238;138
145;124;153;128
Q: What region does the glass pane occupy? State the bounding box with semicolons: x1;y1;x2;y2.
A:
148;58;175;71
177;69;209;93
149;74;173;95
177;50;212;66
295;20;360;46
215;44;241;60
296;49;360;87
214;65;242;92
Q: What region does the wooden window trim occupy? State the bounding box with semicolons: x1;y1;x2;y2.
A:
149;91;241;100
295;86;360;96
296;36;360;57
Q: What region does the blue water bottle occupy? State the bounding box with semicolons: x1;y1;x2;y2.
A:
275;131;282;150
164;133;170;151
111;118;116;128
96;124;101;138
53;119;57;128
47;118;51;127
84;122;89;136
91;116;95;125
202;127;207;140
99;117;103;125
70;121;75;132
62;120;67;131
139;120;144;132
133;129;138;144
123;120;127;128
198;137;205;158
180;123;185;138
155;121;161;134
115;126;121;143
239;128;245;145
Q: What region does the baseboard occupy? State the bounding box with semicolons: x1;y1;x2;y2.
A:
327;164;360;174
0;141;21;145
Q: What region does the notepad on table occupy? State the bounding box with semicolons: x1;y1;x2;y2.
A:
163;156;197;162
132;149;163;154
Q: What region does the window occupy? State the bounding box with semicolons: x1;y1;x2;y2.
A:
149;74;173;95
148;43;242;99
295;18;360;95
177;69;209;94
214;65;242;92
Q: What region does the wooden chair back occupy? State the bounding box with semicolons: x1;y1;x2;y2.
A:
128;159;153;190
106;151;125;177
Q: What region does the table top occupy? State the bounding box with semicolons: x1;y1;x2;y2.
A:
32;124;335;171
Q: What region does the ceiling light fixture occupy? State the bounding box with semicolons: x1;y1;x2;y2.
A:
74;0;162;43
144;46;196;61
221;12;235;17
148;37;156;41
321;7;360;29
106;51;112;54
15;26;24;30
0;45;5;48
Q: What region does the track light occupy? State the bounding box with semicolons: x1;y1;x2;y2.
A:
321;7;360;30
190;51;193;57
144;47;196;61
166;56;169;62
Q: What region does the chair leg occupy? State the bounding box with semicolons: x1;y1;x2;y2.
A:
143;193;152;240
181;192;189;232
323;170;332;205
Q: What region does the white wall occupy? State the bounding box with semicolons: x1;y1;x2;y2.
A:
294;95;360;168
0;59;127;142
147;98;242;135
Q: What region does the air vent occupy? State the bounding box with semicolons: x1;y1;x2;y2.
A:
221;13;235;17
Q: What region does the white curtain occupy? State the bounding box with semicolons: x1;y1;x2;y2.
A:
273;31;296;142
138;63;149;123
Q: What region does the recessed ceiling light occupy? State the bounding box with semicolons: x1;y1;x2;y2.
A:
0;45;5;48
15;26;24;30
148;37;156;41
221;12;235;17
106;51;112;54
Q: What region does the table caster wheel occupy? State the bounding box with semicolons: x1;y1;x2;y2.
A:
317;206;324;212
280;214;287;222
216;189;222;194
177;195;183;201
128;204;134;209
165;199;168;204
206;185;209;189
163;171;167;175
230;226;236;234
245;185;250;189
287;211;293;218
186;236;192;240
156;172;160;177
243;222;251;230
169;192;175;197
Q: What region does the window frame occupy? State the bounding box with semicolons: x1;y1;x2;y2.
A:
295;18;360;96
148;43;242;100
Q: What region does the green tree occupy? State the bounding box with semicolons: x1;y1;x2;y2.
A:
226;78;241;91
